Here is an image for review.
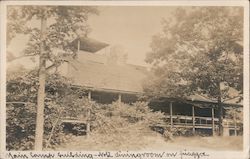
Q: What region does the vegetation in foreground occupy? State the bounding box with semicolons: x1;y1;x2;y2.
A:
6;71;166;150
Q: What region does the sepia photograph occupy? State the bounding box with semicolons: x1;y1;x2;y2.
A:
2;1;249;157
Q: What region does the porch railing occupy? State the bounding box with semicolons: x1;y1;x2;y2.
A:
160;115;241;132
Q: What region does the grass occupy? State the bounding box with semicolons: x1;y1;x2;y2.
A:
51;129;243;151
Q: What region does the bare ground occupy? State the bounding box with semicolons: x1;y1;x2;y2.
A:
52;129;243;151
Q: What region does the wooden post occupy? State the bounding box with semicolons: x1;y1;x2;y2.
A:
233;110;237;136
185;116;187;126
86;91;91;137
170;102;173;128
212;107;215;136
77;39;80;52
118;93;122;105
88;91;91;100
192;105;195;134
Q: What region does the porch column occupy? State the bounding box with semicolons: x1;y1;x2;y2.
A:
170;102;173;128
192;105;195;134
212;107;215;136
233;110;237;136
77;39;80;52
88;91;91;100
118;93;122;105
86;90;91;137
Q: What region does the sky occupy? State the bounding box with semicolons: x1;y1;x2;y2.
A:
7;6;176;69
88;6;175;66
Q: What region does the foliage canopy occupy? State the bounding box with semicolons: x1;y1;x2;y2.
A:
145;7;243;103
7;6;98;67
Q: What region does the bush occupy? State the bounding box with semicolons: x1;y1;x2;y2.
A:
90;101;165;134
84;101;166;149
6;71;167;150
6;102;36;150
6;71;86;150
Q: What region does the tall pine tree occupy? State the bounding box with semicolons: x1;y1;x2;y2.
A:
7;6;98;150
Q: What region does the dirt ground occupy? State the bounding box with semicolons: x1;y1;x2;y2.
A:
52;129;243;151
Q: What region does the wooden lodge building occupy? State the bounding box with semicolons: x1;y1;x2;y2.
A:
59;37;243;137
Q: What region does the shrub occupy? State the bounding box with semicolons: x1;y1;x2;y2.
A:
6;71;167;150
90;101;165;134
85;101;166;148
6;71;86;150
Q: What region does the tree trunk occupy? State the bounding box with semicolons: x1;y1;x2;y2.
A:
34;16;47;150
218;96;223;136
217;83;223;136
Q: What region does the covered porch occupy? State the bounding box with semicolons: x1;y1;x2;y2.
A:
150;99;243;136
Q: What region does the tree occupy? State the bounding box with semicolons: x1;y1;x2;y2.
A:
7;6;98;150
108;45;128;65
145;7;243;136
